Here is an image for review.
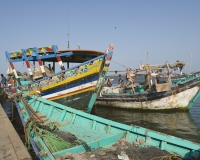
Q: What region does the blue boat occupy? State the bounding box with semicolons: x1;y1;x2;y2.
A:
11;91;200;160
5;44;114;113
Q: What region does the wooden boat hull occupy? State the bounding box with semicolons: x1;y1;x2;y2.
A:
96;86;200;110
96;76;200;110
7;44;114;113
13;95;200;159
20;47;113;113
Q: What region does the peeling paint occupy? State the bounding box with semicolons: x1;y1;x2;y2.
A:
96;86;199;110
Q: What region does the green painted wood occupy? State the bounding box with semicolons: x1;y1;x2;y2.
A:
53;132;125;156
34;137;55;160
187;89;200;109
86;93;97;113
15;95;200;160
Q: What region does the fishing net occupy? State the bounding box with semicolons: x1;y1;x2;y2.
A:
26;121;90;153
25;122;73;152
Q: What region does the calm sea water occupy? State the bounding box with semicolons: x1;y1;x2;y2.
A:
92;100;200;144
92;75;200;144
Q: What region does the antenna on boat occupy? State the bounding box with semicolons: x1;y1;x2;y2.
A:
190;53;192;73
67;33;70;49
146;52;148;64
67;12;70;49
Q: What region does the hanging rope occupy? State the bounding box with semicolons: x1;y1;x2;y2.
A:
111;60;127;68
17;94;91;153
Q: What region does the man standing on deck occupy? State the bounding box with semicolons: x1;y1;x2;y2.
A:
126;68;136;93
0;74;7;88
118;74;124;85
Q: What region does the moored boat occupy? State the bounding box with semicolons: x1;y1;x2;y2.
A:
10;91;200;159
5;44;114;113
96;62;200;110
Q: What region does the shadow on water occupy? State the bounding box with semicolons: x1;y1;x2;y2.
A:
92;99;200;144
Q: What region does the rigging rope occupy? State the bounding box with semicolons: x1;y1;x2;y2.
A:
111;60;128;68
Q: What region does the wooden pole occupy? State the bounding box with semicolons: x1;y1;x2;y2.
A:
147;52;148;64
67;62;69;69
53;62;55;72
166;61;171;84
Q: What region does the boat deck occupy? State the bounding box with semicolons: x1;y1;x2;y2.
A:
0;104;31;160
60;125;117;142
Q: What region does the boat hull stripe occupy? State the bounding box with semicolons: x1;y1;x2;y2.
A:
43;81;97;100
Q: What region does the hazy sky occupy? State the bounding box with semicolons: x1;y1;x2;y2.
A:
0;0;199;75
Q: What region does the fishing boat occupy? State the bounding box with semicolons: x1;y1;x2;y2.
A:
9;90;200;160
96;61;200;110
5;44;114;113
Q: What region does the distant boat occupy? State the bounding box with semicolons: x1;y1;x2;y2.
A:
10;93;200;159
96;62;200;110
5;44;114;113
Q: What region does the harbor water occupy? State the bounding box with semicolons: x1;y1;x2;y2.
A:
92;75;200;144
92;99;200;144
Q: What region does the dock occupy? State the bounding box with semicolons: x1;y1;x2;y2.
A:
0;104;31;160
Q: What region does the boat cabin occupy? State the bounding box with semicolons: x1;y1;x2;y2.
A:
5;45;106;84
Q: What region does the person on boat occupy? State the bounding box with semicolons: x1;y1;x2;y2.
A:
127;67;136;83
0;74;7;88
107;78;112;87
104;78;112;87
130;67;137;79
126;68;135;93
7;76;16;87
104;78;108;87
118;74;124;85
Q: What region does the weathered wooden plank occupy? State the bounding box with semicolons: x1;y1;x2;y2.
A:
156;83;171;92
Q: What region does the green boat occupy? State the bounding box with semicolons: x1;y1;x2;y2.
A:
12;92;200;160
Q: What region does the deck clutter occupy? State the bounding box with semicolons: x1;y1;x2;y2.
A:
1;44;200;160
96;61;200;110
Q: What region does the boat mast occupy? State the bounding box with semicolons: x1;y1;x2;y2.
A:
190;53;192;73
146;51;148;64
67;33;70;49
67;13;70;68
67;12;70;49
146;51;152;88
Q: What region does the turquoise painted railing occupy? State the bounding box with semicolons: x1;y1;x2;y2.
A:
187;89;200;109
14;95;200;160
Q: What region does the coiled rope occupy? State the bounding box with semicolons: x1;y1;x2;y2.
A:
150;154;183;160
